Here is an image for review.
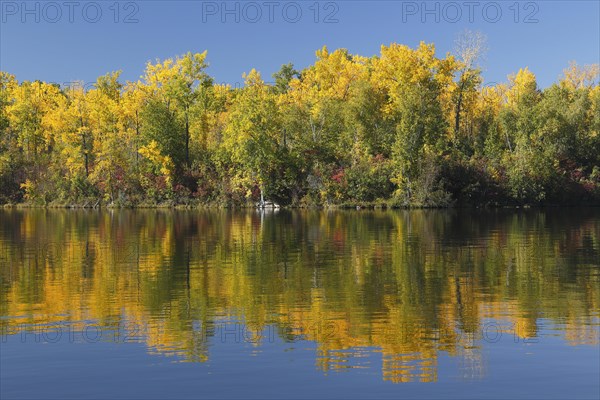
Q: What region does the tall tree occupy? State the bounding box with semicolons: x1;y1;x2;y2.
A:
221;69;281;203
451;30;486;148
372;42;454;204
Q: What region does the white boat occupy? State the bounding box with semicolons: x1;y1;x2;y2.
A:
256;200;280;209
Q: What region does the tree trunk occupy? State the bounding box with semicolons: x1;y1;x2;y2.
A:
260;185;265;206
454;76;467;139
185;110;190;167
454;92;464;137
81;116;89;177
135;110;140;165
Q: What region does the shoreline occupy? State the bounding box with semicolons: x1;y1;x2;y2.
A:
3;202;599;210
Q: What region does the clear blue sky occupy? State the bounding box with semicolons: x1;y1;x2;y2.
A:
1;1;598;88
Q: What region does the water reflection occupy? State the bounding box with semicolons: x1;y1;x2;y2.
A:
1;209;599;384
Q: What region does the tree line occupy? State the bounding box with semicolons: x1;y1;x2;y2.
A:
1;35;599;207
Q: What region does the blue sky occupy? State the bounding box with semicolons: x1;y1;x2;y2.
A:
1;1;598;88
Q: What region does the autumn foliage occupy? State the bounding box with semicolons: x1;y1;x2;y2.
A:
0;42;598;207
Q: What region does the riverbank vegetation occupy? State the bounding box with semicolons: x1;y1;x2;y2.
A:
1;34;599;207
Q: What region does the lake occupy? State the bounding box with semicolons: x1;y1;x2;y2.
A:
1;209;599;399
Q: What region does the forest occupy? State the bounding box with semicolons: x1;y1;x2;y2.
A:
1;35;599;207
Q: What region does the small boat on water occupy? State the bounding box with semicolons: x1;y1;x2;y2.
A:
256;200;280;209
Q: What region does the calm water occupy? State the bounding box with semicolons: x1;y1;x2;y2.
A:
1;209;599;399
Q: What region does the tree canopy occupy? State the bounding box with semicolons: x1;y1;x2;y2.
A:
1;39;598;207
